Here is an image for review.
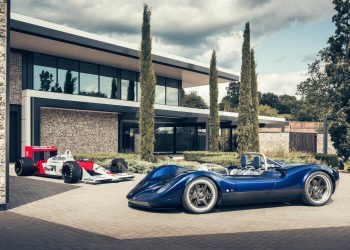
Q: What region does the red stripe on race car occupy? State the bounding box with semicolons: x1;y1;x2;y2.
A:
77;161;94;171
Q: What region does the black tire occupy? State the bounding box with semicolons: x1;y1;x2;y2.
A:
62;161;82;184
14;157;35;176
182;177;218;214
110;158;128;173
302;171;333;206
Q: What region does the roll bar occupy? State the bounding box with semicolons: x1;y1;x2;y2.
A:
241;152;283;170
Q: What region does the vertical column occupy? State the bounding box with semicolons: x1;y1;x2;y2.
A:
323;117;328;154
0;0;9;209
205;118;209;151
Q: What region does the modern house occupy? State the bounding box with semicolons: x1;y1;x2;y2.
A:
8;13;286;161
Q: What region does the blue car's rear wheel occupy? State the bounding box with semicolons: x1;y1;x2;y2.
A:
182;177;218;214
302;171;333;206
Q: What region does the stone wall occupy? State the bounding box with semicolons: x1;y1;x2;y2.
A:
316;134;337;155
41;108;118;154
259;132;290;154
0;0;7;206
9;52;22;105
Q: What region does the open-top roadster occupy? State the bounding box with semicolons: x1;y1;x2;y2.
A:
15;146;134;184
127;152;339;213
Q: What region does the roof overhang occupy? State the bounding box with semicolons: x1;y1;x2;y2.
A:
10;13;239;88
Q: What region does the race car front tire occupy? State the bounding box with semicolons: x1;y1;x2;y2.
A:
62;161;82;184
14;157;35;176
110;158;128;173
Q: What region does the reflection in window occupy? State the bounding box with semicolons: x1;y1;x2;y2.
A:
197;127;206;151
58;58;78;94
33;54;57;91
121;70;137;101
155;127;174;152
220;128;231;152
79;62;99;96
166;79;179;106
100;66;117;98
176;127;196;152
155;77;166;105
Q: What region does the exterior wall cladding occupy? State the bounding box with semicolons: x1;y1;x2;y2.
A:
0;0;7;205
9;52;22;105
41;108;118;154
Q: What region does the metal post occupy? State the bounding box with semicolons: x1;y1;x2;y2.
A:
323;117;328;154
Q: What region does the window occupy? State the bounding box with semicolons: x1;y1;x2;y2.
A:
166;78;179;106
155;77;166;105
57;58;78;94
79;62;98;96
155;127;174;152
121;70;137;101
100;66;118;98
197;127;206;151
176;127;196;152
33;54;57;91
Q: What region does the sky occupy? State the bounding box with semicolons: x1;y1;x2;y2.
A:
12;0;336;103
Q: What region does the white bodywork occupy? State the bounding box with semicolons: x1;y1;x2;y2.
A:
41;150;134;184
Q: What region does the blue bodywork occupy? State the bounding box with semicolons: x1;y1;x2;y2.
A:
127;163;339;209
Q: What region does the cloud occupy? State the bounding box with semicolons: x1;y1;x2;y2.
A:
258;71;308;95
12;0;333;71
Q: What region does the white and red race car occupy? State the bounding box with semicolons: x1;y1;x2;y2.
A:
15;146;134;184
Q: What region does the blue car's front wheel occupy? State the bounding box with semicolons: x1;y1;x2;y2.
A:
182;177;218;214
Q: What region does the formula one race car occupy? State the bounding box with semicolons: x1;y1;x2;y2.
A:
127;152;339;213
15;146;134;184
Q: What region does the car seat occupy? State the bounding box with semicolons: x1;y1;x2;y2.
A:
240;155;248;167
252;156;261;169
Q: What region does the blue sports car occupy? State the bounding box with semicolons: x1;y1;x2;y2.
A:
127;152;339;214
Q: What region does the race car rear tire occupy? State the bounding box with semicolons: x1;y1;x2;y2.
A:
110;158;128;173
182;177;218;214
14;157;34;176
62;161;82;184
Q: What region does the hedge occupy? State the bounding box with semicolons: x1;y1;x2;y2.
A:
313;153;340;168
74;153;196;174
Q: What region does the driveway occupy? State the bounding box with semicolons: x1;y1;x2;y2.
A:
1;166;350;249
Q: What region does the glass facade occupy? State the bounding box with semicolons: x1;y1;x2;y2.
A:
155;127;174;152
166;78;179;106
33;54;57;91
31;52;181;105
57;58;78;94
121;70;137;101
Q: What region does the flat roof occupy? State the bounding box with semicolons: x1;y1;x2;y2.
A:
23;90;287;126
10;13;239;88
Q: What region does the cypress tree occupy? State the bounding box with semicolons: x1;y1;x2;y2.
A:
208;50;220;152
64;70;77;94
237;22;252;153
250;49;260;152
138;4;156;162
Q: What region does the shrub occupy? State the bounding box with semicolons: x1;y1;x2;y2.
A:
201;154;240;166
314;153;340;168
74;152;196;174
264;150;320;164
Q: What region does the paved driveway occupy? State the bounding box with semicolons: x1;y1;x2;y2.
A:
1;166;350;249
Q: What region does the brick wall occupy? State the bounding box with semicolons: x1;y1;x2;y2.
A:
316;134;337;155
9;52;22;105
0;0;7;206
40;108;118;154
259;132;289;154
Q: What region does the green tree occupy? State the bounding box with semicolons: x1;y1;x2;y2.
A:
219;81;240;111
296;57;331;121
237;22;252;153
259;105;279;116
182;91;208;109
138;4;156;162
39;70;53;91
250;49;259;151
111;78;117;99
64;70;77;94
260;92;279;110
326;0;350;160
208;50;220;152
